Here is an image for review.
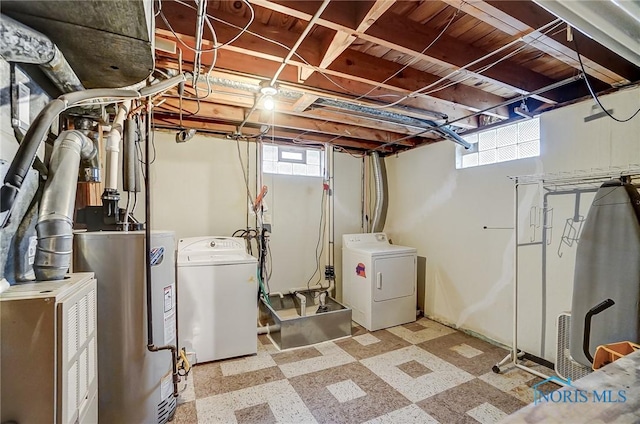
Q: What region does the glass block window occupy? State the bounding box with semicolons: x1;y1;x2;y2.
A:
263;145;324;177
456;118;540;169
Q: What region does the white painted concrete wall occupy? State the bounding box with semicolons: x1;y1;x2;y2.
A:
384;86;640;361
147;131;362;296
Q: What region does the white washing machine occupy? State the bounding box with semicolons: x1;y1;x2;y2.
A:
342;233;417;331
177;236;258;363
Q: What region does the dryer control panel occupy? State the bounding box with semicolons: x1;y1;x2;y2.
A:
343;233;388;248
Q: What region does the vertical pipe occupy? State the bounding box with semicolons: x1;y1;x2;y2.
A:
144;97;179;399
329;147;335;290
105;101;131;191
123;118;137;193
540;192;550;357
513;182;520;364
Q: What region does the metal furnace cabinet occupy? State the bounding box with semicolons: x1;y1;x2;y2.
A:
1;272;98;424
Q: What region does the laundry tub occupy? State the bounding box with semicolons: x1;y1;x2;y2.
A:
258;290;352;350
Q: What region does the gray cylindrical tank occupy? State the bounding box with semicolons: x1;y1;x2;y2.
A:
73;231;177;424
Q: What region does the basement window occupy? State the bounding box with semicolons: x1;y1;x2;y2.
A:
263;145;324;177
456;118;540;169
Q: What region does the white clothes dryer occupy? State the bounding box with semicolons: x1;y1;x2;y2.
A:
342;233;417;331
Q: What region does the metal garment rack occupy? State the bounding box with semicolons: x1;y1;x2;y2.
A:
493;165;640;382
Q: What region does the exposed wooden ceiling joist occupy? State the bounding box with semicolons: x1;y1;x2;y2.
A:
300;0;396;81
249;0;564;102
156;1;505;120
485;0;640;85
440;0;631;86
150;0;639;154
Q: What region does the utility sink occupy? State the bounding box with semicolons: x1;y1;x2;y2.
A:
258;291;352;350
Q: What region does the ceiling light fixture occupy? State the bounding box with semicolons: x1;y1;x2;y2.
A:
259;82;278;111
263;95;275;111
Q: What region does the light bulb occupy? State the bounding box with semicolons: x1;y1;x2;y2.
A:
263;95;275;111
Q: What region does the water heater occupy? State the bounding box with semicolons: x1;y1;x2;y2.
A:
73;231;177;423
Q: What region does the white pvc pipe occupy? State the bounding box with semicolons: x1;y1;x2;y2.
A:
295;292;307;316
105;100;131;190
257;324;281;335
287;280;334;296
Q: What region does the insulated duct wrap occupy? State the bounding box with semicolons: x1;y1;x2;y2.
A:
0;14;84;92
370;152;388;233
34;130;96;280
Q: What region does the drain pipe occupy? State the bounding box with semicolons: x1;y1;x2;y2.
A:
370;152;388;233
257;324;281;335
294;292;307;317
33;130;97;280
0;14;84;93
105;101;131;191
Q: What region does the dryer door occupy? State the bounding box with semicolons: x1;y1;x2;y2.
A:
372;254;416;302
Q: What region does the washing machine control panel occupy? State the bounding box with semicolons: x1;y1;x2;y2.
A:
179;236;247;254
209;238;244;250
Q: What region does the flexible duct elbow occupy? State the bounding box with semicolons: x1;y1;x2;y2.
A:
370;152;388;233
34;130;96;281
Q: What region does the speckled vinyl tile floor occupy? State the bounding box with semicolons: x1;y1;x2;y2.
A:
172;318;554;424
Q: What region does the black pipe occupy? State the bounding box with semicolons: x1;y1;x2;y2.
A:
144;97;179;399
1;99;65;215
583;298;615;363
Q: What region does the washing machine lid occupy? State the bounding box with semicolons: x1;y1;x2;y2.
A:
180;253;258;266
177;236;257;265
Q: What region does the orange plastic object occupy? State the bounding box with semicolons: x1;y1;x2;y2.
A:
592;341;640;370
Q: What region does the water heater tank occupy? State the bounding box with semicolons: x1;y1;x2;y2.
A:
73;231;177;423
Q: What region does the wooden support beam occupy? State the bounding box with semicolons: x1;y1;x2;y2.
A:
153;113;396;152
155;46;481;127
362;13;560;101
485;0;640;84
250;0;563;102
156;2;506;116
156;1;323;66
156;22;499;123
300;0;396;81
440;0;630;85
157;98;421;146
291;94;319;112
324;48;509;117
154;56;475;134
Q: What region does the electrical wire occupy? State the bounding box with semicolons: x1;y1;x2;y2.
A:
158;0;254;53
353;6;461;102
235;137;256;211
366;19;565;110
305;185;328;290
573;37;640;123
